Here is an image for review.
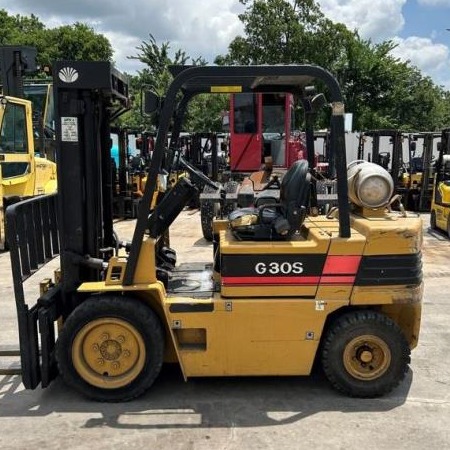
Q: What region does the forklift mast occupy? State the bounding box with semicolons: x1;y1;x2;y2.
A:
364;129;404;191
5;62;129;389
435;129;450;180
0;46;37;97
52;61;129;299
418;132;436;211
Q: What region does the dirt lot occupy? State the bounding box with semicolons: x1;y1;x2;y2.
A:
0;210;449;450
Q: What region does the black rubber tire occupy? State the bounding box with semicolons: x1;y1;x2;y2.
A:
321;310;410;398
200;185;219;241
430;210;437;230
56;296;164;402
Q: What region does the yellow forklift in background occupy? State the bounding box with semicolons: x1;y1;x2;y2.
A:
0;46;57;249
430;128;450;237
7;63;423;401
23;81;57;162
400;132;439;212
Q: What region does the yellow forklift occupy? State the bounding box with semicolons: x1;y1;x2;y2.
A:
7;63;423;401
400;132;439;212
430;128;450;237
22;80;57;162
0;46;57;249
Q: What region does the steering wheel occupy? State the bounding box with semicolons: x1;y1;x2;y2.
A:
178;155;221;191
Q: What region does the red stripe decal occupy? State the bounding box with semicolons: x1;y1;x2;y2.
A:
323;255;361;275
320;275;355;284
221;276;321;285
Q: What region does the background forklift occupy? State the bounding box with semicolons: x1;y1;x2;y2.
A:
199;90;322;241
430;128;450;237
400;132;439;212
109;127;158;219
8;62;423;401
22;79;57;162
361;129;404;187
0;46;57;249
360;129;437;212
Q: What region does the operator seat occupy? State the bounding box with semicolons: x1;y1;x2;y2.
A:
228;159;310;240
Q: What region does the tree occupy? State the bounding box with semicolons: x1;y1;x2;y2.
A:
216;0;450;132
0;9;113;68
215;0;356;68
123;34;226;132
128;33;196;97
45;23;113;63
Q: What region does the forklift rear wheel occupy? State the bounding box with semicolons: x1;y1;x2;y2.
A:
430;210;437;230
56;296;164;402
321;310;410;397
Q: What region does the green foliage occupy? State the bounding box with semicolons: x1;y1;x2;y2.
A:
0;9;113;68
217;0;450;132
5;5;447;134
45;23;113;63
122;34;226;132
128;34;194;97
216;0;355;67
185;94;229;132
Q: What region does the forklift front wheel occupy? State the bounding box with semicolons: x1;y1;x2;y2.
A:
321;310;410;398
56;296;164;402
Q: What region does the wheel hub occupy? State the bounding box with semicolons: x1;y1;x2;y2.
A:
100;339;122;360
359;349;373;363
72;318;146;389
343;334;391;381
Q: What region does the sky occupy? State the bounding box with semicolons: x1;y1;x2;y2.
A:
1;0;450;89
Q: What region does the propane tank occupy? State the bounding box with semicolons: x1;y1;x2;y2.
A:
347;160;394;209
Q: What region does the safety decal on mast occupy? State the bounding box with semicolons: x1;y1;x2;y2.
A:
61;117;79;142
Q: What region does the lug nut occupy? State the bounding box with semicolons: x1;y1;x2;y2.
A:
92;344;99;352
123;349;131;358
100;333;110;341
117;335;125;344
111;361;120;370
97;358;104;366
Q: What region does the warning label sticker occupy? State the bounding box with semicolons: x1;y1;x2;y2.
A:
61;117;78;142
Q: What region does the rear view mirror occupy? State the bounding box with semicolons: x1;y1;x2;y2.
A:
310;93;327;113
142;90;160;115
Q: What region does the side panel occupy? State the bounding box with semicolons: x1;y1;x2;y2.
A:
168;297;347;377
33;157;57;195
219;227;331;297
434;202;449;231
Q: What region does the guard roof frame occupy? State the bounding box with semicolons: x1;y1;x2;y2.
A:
124;64;350;285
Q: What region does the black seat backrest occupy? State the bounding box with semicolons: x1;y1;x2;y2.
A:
229;159;310;240
279;159;310;232
281;159;310;204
